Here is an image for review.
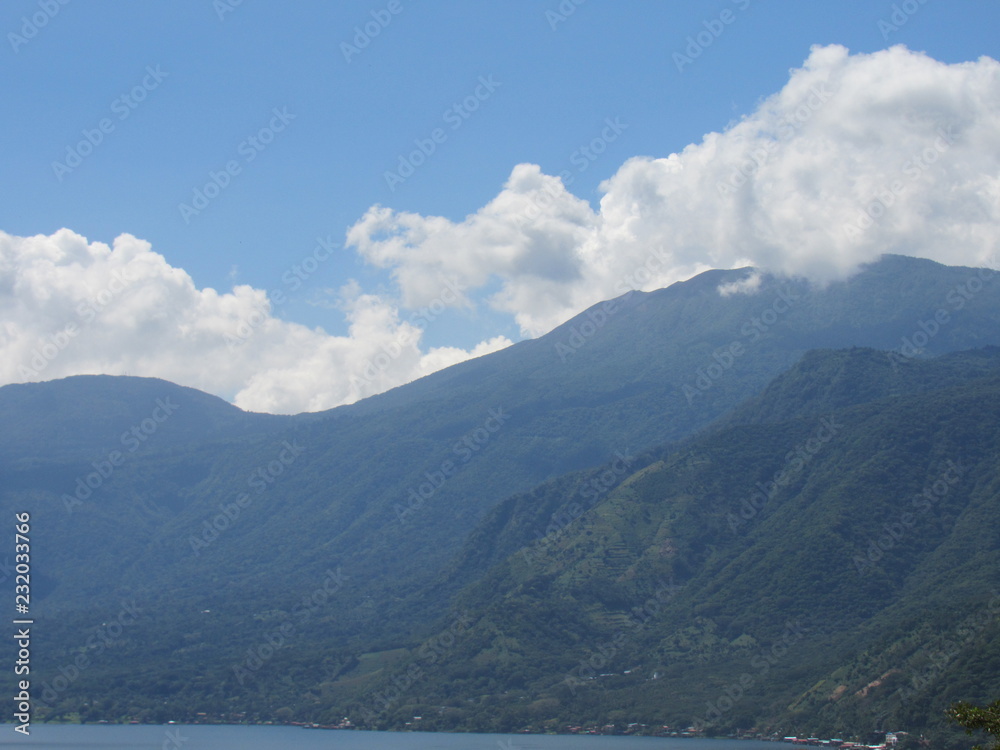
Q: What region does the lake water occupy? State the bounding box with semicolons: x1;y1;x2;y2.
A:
0;725;786;750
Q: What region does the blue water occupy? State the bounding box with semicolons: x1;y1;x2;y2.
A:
0;725;785;750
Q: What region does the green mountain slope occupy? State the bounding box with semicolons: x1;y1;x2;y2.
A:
1;255;999;730
354;348;1000;741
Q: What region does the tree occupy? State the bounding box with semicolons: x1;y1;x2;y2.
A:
948;700;1000;750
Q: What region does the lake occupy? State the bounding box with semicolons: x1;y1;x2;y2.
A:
0;725;787;750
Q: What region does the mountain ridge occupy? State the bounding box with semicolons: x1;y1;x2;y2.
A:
1;254;999;742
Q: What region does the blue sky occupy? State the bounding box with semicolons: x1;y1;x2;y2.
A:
2;1;1000;412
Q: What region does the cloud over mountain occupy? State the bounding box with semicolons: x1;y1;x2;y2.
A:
0;229;510;414
3;45;998;413
347;45;1000;337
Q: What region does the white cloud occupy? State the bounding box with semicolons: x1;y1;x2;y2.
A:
5;45;999;414
0;229;511;414
346;45;1000;336
718;272;763;297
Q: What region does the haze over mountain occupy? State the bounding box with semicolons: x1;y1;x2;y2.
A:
1;254;999;742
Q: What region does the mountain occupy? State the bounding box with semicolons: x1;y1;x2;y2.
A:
1;254;999;736
347;347;1000;741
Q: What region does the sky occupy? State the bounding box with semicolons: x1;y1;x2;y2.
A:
2;0;999;414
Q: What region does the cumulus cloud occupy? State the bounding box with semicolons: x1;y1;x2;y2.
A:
346;44;1000;336
5;45;999;413
0;229;511;414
